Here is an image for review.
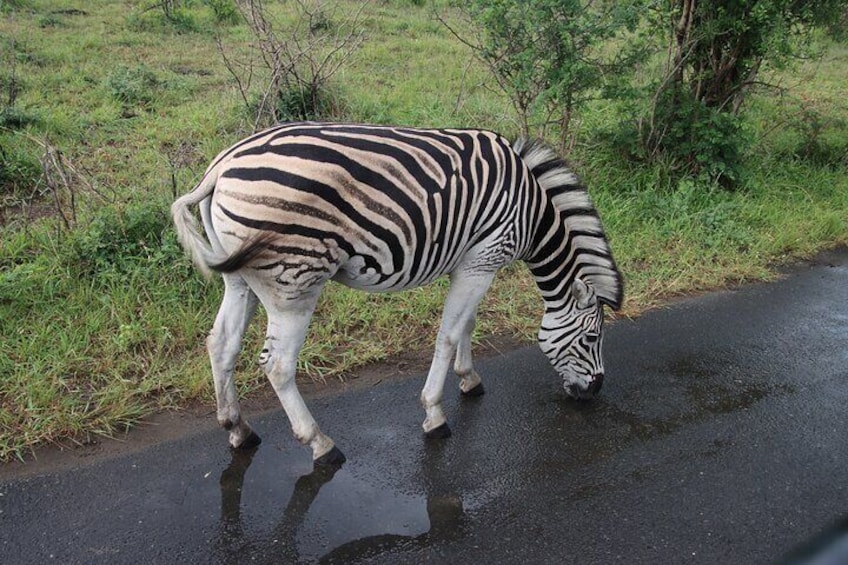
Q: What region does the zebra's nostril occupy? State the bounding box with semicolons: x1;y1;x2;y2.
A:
587;374;604;395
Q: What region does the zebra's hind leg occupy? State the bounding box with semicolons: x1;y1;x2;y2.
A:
208;274;260;449
257;284;344;465
421;270;495;437
455;313;484;397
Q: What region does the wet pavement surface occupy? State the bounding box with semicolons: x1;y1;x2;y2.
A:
2;249;847;564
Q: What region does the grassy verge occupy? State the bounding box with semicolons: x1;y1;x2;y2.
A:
0;1;846;461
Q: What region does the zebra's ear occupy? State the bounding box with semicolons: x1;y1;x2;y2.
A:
571;279;596;310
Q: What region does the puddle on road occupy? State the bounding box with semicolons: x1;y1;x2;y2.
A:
212;447;467;563
669;353;797;417
543;349;799;453
624;352;795;441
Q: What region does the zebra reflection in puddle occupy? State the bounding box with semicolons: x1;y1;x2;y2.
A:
214;447;468;563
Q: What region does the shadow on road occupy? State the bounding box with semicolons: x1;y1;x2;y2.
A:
214;446;469;564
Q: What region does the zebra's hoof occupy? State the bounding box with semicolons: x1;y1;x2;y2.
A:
461;383;485;397
315;446;346;467
236;431;262;449
425;422;452;440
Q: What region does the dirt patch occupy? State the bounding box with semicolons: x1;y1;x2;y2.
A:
0;334;528;481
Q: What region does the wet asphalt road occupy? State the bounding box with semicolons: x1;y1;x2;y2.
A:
2;249;848;565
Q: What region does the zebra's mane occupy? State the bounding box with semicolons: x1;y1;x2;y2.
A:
513;138;623;310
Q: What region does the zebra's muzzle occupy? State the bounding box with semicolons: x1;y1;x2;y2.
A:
566;374;603;400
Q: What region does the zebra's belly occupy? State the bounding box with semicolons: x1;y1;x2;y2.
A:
331;254;446;292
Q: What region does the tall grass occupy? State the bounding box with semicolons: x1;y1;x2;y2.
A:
0;0;846;461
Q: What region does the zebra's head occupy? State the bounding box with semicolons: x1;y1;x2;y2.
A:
538;278;608;400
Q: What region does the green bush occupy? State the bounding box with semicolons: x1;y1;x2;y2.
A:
457;0;642;146
0;136;41;203
0;106;38;129
107;65;160;108
636;0;847;187
204;0;240;25
275;84;335;122
650;87;748;187
789;106;848;167
64;202;184;277
37;14;64;28
606;86;749;188
0;0;31;12
165;7;201;33
246;83;341;124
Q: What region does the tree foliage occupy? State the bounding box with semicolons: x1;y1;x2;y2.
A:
640;0;848;185
443;0;643;152
451;0;846;184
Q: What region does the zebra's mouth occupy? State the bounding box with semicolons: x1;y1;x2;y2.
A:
564;375;603;400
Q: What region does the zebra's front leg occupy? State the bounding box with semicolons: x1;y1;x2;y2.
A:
420;334;455;439
455;315;484;397
261;290;345;466
421;270;495;438
208;274;261;449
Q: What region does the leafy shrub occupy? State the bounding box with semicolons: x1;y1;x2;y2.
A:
789;105;848;167
648;87;748;187
605;86;749;188
107;65;160;108
274;83;336;122
635;0;846;188
37;14;64;28
165;7;201;33
64;202;184;277
204;0;240;25
129;0;201;33
0;106;37;129
0;136;41;203
0;0;31;11
452;0;642;149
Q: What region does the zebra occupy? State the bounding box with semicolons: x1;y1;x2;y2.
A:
171;122;623;465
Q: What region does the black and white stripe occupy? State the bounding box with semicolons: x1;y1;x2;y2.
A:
181;124;620;299
208;124;529;289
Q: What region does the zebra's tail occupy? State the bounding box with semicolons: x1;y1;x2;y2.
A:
171;166;228;280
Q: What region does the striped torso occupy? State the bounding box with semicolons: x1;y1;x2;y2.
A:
209;123;541;292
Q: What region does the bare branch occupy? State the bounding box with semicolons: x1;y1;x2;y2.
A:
229;0;369;130
216;35;253;112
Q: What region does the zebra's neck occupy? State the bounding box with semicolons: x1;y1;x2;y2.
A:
524;200;622;310
511;138;622;310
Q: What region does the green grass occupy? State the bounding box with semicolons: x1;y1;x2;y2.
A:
1;0;847;461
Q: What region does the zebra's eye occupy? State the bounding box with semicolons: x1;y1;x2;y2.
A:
585;333;600;344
